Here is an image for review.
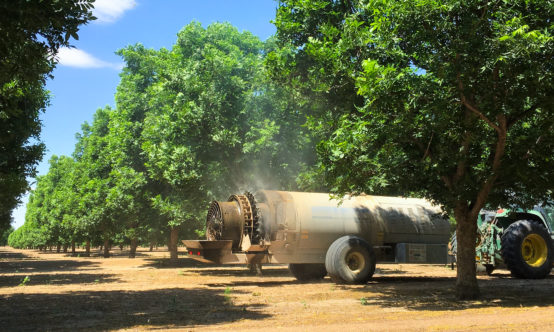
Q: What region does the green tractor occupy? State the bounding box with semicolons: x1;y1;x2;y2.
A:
450;205;554;278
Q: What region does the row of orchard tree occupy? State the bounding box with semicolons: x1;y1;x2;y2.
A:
8;22;319;258
7;1;554;300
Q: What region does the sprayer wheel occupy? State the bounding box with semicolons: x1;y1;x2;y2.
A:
325;235;375;284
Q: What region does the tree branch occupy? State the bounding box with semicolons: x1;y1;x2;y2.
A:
470;116;507;216
507;102;540;128
422;133;433;160
441;175;453;190
523;135;544;160
456;64;500;133
453;131;471;185
492;115;507;171
460;96;500;133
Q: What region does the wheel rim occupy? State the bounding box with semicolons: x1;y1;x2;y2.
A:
346;251;365;273
521;234;548;267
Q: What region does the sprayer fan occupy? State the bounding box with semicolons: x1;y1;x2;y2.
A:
206;201;223;241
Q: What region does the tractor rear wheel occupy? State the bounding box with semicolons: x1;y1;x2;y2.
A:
501;220;553;279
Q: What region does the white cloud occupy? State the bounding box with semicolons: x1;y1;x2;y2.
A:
93;0;137;23
56;47;123;70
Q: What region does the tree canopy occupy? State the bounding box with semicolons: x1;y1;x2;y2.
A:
0;0;95;233
11;22;315;260
269;0;554;299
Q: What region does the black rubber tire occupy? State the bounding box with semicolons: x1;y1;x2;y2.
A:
288;264;327;281
501;220;553;279
325;235;376;284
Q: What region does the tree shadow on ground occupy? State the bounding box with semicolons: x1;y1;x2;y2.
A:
374;265;410;275
34;251;67;255
67;250;151;258
358;274;554;311
100;250;150;257
207;280;294;287
143;259;293;279
207;277;331;288
0;287;269;331
31;249;152;258
0;249;29;260
0;273;119;288
141;257;209;269
192;263;414;286
188;266;291;278
0;258;99;273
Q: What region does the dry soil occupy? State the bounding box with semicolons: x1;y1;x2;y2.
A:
0;246;552;331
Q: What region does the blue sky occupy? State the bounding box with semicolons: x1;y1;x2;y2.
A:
12;0;278;229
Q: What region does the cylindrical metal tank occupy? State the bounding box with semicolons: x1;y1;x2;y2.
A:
206;190;450;262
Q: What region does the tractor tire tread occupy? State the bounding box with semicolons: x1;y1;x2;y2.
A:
501;220;553;279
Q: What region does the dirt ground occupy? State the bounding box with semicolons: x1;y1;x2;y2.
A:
0;246;552;331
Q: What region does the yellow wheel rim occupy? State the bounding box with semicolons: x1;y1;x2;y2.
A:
521;234;548;267
346;251;365;273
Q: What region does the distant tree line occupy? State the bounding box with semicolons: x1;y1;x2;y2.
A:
8;23;319;258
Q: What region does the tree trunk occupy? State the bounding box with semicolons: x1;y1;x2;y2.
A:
85;240;91;256
455;206;480;300
71;241;76;255
56;244;61;253
129;238;138;258
149;242;154;252
103;238;110;258
63;244;68;253
169;227;179;261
